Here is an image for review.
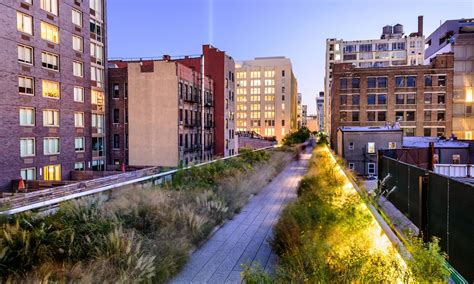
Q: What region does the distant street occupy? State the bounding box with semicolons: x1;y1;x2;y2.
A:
171;148;311;283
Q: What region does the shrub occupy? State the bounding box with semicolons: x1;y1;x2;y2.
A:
282;127;311;146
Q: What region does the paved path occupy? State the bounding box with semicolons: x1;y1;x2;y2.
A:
171;149;311;284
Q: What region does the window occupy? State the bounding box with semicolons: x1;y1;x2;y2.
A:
21;168;36;180
396;94;404;104
348;163;355;170
407;76;416;87
20;138;35;157
367;111;375;121
437;128;445;137
73;61;83;77
113;134;120;149
72;35;83;52
352;111;359;122
43;164;61;181
74;162;85;171
17;12;33;35
437;111;445;121
41;52;59;71
90;42;104;65
113;109;120;123
92;114;104;133
367;142;375;154
392;42;405;50
368;77;376;88
44;138;59;155
340;111;348;122
424;75;432;86
264;70;275;77
351;95;360;105
367;94;376;105
72;9;82;27
113;84;120;98
74;112;84;127
406;93;416;104
20;108;35;126
367;163;376;175
75;137;85;152
359;44;372;52
424;93;432;104
438;76;446;87
424;111;431;121
438;93;445;104
388;142;396;149
377;94;386;105
42;80;59;99
452;154;460;164
395;111;404;121
91;66;104;87
349;141;354;150
340;95;347;105
42;109;59;127
352;78;360;89
395;76;405;87
281;70;285;77
406;111;416;121
423;128;430;137
378;111;386;121
340;78;348;90
41;21;59;44
40;0;58;15
19;76;34;95
90;0;103;20
18;45;33;65
74;86;84;102
377;77;387;88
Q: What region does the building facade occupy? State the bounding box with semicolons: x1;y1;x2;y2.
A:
316;91;324;131
0;0;107;191
325;16;425;138
425;19;474;140
107;59;214;167
330;53;454;147
306;115;318;132
337;126;403;176
301;104;308;128
235;57;298;142
177;45;237;157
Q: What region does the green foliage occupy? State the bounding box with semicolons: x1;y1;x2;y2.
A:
316;131;329;145
241;263;274;284
406;236;450;282
282;127;311;146
270;146;449;282
0;149;295;282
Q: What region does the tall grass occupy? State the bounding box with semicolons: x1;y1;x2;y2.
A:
0;147;296;282
243;146;449;282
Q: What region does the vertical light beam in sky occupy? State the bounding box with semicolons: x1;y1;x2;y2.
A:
208;0;214;44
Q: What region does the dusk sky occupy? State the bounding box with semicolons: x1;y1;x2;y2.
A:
108;0;473;113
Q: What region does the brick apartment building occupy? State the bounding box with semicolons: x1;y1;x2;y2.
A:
177;45;237;157
0;0;107;191
107;58;214;167
330;53;454;146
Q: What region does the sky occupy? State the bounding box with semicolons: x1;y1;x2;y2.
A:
108;0;474;114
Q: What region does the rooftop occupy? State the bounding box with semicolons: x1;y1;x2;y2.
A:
338;125;402;132
403;136;470;149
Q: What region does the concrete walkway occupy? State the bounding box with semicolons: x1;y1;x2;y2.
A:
171;149;311;284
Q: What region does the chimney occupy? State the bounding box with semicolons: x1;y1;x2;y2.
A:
418;15;423;36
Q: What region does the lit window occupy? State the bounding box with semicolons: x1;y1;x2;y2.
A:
250;88;260;95
367;142;375;154
43;164;61;180
18;45;33;64
41;21;59;44
465;131;472;140
41;52;59;71
388;142;397;149
19;108;35;126
74;112;84;127
72;9;83;27
264;79;275;86
73;86;84;102
250;71;261;78
40;0;58;15
72;35;83;52
466;88;473;103
20;138;35;157
73;61;83;77
17;12;33;35
43;137;60;155
21;167;36;180
264;87;275;94
75;137;85;152
42;80;60;99
236;72;246;79
19;76;34;95
75;162;85;171
250;80;261;87
264;70;275;77
43;109;59;127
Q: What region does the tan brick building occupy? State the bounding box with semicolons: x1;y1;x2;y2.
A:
330;53;454;146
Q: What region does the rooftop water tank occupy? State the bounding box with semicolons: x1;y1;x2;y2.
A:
393;24;404;34
382;25;393;35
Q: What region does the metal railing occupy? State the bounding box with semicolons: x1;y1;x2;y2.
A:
0;146;279;216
